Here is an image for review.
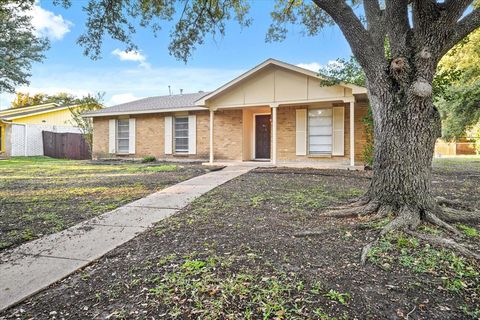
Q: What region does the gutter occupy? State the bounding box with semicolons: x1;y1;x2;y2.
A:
81;106;208;118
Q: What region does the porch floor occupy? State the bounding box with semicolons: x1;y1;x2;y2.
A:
203;160;364;170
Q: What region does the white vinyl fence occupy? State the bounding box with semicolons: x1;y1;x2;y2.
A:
6;123;81;157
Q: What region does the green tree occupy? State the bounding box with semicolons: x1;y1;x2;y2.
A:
434;28;480;141
11;92;77;108
56;0;480;259
67;93;104;150
0;1;50;93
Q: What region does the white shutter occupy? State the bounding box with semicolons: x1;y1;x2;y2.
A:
332;106;345;156
128;118;136;154
188;114;196;154
108;119;116;154
295;109;307;155
164;116;173;154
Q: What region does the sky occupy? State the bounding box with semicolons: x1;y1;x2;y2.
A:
0;1;354;109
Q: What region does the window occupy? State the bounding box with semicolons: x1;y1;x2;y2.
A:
308;108;332;155
116;119;130;153
174;116;189;153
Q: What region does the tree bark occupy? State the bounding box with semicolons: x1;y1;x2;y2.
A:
366;77;441;220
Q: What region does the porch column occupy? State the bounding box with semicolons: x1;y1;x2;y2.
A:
209;109;214;164
271;103;278;165
349;101;355;166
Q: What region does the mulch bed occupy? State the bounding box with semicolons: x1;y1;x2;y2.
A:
1;161;479;319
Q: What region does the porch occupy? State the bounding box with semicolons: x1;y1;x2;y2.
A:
206;100;361;167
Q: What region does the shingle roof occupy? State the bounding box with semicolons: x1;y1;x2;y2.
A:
0;104;69;120
84;92;210;117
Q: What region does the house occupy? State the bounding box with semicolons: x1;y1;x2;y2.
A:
0;103;83;157
85;59;369;167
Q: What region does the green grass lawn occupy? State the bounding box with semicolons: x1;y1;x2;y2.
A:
0;156;210;251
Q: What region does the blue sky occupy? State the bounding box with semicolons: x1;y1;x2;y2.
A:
0;1;353;109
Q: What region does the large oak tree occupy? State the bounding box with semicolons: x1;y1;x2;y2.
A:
57;0;480;260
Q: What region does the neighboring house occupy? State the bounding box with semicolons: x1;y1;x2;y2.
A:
0;103;82;157
85;59;369;166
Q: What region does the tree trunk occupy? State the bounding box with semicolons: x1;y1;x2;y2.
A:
366;79;442;226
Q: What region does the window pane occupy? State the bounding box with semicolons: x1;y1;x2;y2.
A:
117;119;129;153
175;117;189;152
308;108;332;155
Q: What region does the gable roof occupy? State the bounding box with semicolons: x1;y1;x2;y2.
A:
0;103;74;121
195;58;367;105
84;92;209;117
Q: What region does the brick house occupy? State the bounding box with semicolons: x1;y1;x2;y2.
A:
85;59;369;166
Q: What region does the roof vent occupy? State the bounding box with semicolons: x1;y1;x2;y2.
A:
180;89;183;95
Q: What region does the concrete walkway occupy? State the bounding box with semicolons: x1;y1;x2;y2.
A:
0;165;253;312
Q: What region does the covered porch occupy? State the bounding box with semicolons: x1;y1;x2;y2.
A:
195;59;368;168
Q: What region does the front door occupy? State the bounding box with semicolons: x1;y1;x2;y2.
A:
255;115;271;159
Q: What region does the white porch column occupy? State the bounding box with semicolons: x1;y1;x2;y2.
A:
349;101;355;166
209;109;214;164
271;104;278;165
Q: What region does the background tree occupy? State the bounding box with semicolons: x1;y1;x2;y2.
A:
0;1;49;94
434;28;480;142
55;0;480;261
11;92;78;108
67;93;104;150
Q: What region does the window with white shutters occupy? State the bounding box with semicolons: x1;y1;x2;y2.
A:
116;119;129;154
308;108;333;155
174;116;189;153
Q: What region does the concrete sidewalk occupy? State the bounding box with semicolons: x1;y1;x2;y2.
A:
0;165;253;312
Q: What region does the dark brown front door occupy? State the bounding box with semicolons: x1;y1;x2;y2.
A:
255;115;271;159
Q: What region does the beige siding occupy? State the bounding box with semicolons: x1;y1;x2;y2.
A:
208;65;350;108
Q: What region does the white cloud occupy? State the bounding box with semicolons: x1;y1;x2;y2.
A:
29;3;73;40
108;93;141;106
0;65;245;109
112;49;151;69
296;62;322;72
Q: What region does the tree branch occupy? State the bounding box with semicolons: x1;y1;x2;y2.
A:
364;0;385;54
444;0;474;25
385;0;412;57
312;0;384;79
440;7;480;57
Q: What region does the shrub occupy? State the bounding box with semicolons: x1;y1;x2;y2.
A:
142;155;157;163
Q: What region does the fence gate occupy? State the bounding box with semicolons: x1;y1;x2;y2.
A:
42;131;91;160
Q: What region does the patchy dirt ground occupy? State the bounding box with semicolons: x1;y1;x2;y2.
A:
1;157;479;319
0;157;213;251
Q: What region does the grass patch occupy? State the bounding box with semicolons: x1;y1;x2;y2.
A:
456;224;479;238
0;157;207;250
140;253;347;319
368;232;480;294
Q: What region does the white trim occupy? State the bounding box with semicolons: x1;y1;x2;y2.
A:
164;116;173;154
196;58;366;105
252;112;271;160
332;106;345;156
209;97;354;110
295;109;307;156
128;118;136;154
108;119;116;154
188;114;196;155
209;110;214;164
271;104;278;165
83;107;208;118
350;101;355;166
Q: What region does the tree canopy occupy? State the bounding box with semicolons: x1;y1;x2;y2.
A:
0;1;49;93
435;28;480;141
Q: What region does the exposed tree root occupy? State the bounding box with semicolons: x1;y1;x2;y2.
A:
424;211;462;238
313;196;480;265
406;231;480;261
323;201;379;218
436;206;480;223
